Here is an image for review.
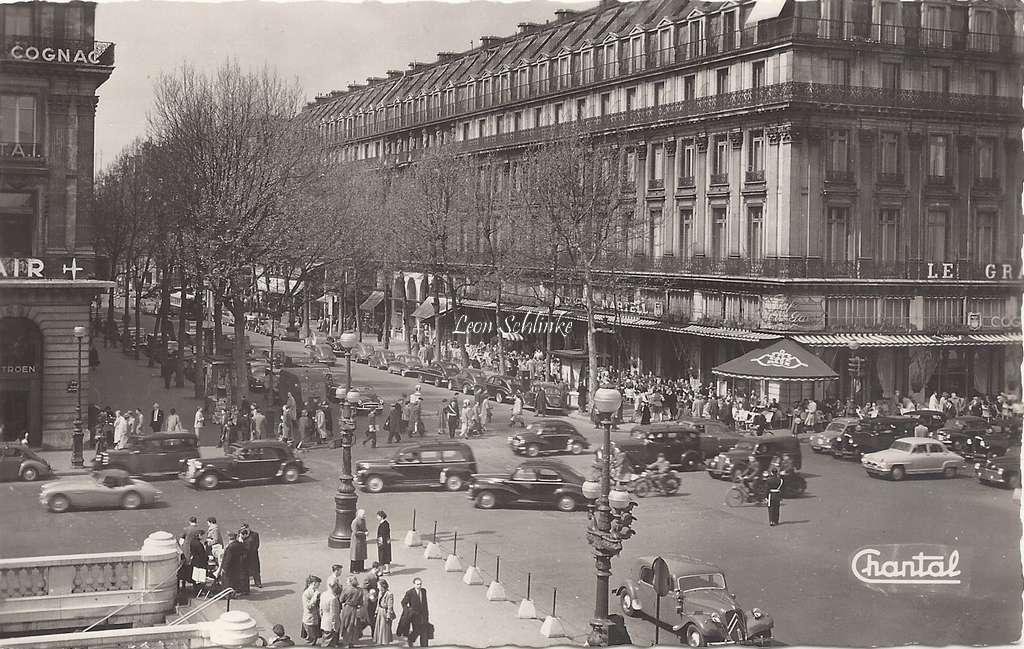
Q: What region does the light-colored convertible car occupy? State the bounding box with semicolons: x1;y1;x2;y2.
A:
40;469;162;513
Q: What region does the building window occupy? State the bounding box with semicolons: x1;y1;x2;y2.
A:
65;5;86;40
928;66;950;94
711;207;727;259
495;115;503;136
712;136;729;178
877;208;900;262
657;27;673;65
679;208;693;257
4;5;31;38
880;2;899;43
826;206;851;263
650;143;665;187
653;82;666;107
576;98;586;121
751;61;765;89
0;95;37;145
625;87;638;112
747;206;763;261
625;150;637;185
974;210;996;260
923;298;964;329
647;208;660;256
534;107;543;128
978;70;997;96
926;209;950;259
829;58;850;86
748;130;764;175
972;10;995;51
599;93;611;117
879;131;900;176
553;103;563;124
928;135;949;177
461;123;470;141
679;140;694;185
513;112;522;132
924;5;947;47
881;62;901;90
977;137;996;179
603;43;616;78
0;192;33;256
715;67;729;94
683;75;696;101
688;21;703;58
828;129;850;174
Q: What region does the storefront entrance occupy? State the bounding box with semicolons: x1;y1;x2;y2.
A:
0;317;43;445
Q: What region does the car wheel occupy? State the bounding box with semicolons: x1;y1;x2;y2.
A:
20;466;39;482
570;443;584;455
681;452;700;471
476;491;498;509
49;494;71;513
526;444;541;458
943;466;958;479
620;593;640;618
684;625;706;647
365;476;385;493
890;465;906;481
121;491;143;510
282;466;301;483
555;494;578;512
445;475;464;491
199;472;220;490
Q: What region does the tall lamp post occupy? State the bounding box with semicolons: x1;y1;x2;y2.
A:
71;326;88;468
328;331;360;549
847;342;862;403
582;386;634;647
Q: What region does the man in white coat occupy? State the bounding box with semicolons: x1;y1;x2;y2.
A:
113;410;129;449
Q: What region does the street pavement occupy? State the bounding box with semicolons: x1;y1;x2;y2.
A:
5;327;1021;646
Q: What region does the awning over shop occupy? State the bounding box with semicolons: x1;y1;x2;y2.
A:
257;276;303;295
965;333;1023;344
744;0;787;26
792;333;1024;347
359;291;385;311
315;293;338;304
713;339;839;382
412;297;451;320
500;331;524;341
460;299;498;310
591;314;669;330
683;325;782;342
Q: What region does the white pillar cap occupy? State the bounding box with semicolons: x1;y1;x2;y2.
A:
209;610;259;646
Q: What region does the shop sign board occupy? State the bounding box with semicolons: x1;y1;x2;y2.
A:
0;257;90;280
760;295;826;331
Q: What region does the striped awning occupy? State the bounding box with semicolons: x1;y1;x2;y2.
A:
793;333;1023;347
591;314;668;330
412;297;451;320
359;291;385;311
459;299;498;310
683;325;783;342
500;331;525;341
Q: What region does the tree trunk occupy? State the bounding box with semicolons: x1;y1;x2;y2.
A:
382;279;391;350
433;268;443;364
546;247;559;355
175;263;187;387
585;265;599;415
194;271;207;400
494;282;505;375
214;291;224;355
132;266;141;361
155;263;171;367
231;297;249;407
121;267;131;354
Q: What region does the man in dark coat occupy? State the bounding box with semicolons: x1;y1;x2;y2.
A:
220;532;249;595
444;400;459;439
150;403;165;433
399;578;430;647
239;523;261;588
182;516;201;562
387;402;403;444
766;469;783;527
535;388;548;417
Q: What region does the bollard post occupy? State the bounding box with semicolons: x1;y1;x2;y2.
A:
453;530;458;556
517;572;536;619
473;543;478;567
540;586;566;638
552;587;557;618
403;509;422;547
423;520;442;559
433;521;438;544
443;528;463;572
496;556;500;582
486;554;506;601
463;542;483;585
527;573;532;601
412;509;417;531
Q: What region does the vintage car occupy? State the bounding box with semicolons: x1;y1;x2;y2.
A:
350;343;376;364
486;375;528;403
674;417;746;455
975;448;1022;488
355;441;477;493
508;420;590;457
94;433;201;476
929;416;1019;453
180;440;308;490
615;555;773;647
468;459;585;512
0;445;53;482
41;469;162;513
367;349;396;370
451;368;490;394
861;437;965;481
961;424;1021;460
309;343;338;367
350;386;384;414
418;362;461;389
598;424;713;471
523;381;570;413
249;360;271;391
707;436;802;479
811;417;859;453
387;354;425;377
833;417;916;460
902;409;947;433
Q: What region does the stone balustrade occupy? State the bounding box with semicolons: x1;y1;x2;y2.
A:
0;531;180;635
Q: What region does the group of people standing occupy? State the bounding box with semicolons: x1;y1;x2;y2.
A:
91;402;188;450
177;515;262;598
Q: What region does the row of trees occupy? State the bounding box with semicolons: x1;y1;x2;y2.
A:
95;59;636;407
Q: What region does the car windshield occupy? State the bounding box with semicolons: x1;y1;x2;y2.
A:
733;441;756;452
677;573;726;592
890;441;914;453
825;422;848;434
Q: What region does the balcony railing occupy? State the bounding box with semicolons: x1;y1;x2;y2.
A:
745;169;766;183
710;173;729;185
878;172;904;184
678;175;695;188
648;178;665;190
0;37;115;66
826;170;855;183
926;174;954;186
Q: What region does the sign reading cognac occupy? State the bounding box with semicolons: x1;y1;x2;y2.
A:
9;44;101;65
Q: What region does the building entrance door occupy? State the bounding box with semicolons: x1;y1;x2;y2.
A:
0;317;43;445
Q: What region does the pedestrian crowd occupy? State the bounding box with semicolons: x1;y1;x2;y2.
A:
176;515;262;599
89;402;191;451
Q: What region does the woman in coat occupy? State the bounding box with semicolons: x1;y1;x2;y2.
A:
319;582;342;647
350;509;368;573
339;576;365;647
376;510;392;574
373;578;394;645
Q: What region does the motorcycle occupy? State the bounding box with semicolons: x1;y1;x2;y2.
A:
725;478;768;507
629;470;680;498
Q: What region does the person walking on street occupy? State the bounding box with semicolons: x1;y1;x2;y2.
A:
166;408;182;432
363;407;379;448
444;399;459;439
239;523;261;588
350;509;368;573
319;582;341;647
339;576;365;647
315;407;328;444
252;408;267;440
437;400;449;436
113;410;128;449
766;469;783;527
194;407;205;438
220;532;248;596
206;517;223;548
149;403;164;433
398;578;431;647
298;410;313;448
376;510;391;574
301;575;322;645
535;388;548;417
373;579;395;645
399;397;410;437
386;402;403;444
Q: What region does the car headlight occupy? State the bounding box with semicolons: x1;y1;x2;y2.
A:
997;467;1005;475
752;608;764;619
974;462;982;471
709;613;722;624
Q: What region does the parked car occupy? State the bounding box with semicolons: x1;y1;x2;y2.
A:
902;409;947;433
94;433;201;476
706;436;802;480
249;360;271;391
309;343;338;366
387;354;425;377
368;349;396;370
41;469;162;513
350;343;375;364
811;417;859;453
674;417;746;455
614;555;773;647
930;416;1013;453
180;440;308;490
834;417;916;460
451;368;490;394
522;381;570;413
960;421;1021;460
418;362;460;389
599;424;712;471
486;375;528;403
355;441;477;493
0;445;53;482
861;437;965;481
509;420;590;457
468;459;585;512
350;386;384;414
975;448;1021;488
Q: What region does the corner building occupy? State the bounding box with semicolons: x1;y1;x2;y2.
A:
0;1;114;447
306;0;1024;405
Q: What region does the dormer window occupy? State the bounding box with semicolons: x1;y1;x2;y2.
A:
657;26;673;65
628;35;644;73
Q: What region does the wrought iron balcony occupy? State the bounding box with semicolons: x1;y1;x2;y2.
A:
648;178;665;190
926;174;954;187
745;169;766;183
710;173;729;185
826;170;855;183
877;172;904;185
677;175;695;188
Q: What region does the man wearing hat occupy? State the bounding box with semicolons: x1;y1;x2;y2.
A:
239;523;262;589
149;403;165;433
220;532;248;595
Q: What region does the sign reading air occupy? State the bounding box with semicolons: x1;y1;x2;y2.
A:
0;257;85;280
9;44;102;65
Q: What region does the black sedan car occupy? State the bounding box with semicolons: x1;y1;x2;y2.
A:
931;416;1020;454
469;459;585;512
179;441;308;490
508;420;590;457
902;409;947;433
975;449;1021;488
486;375;527;403
418;362;460;388
452;368;490;394
387;354;425;378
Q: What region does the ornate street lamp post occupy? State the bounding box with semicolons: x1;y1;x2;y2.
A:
582;386;631;647
71;326;88;468
847;341;861;403
328;331;360;549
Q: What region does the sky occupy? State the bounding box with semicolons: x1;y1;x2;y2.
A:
92;0;596;168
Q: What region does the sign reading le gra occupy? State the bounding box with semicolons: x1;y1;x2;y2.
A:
9;44;101;65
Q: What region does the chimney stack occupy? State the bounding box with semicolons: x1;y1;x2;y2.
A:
366;76;386;86
554;9;580;20
347;83;365;92
386;70;404;80
408;61;430;72
437;52;459;62
479;35;502;49
518;22;542;34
